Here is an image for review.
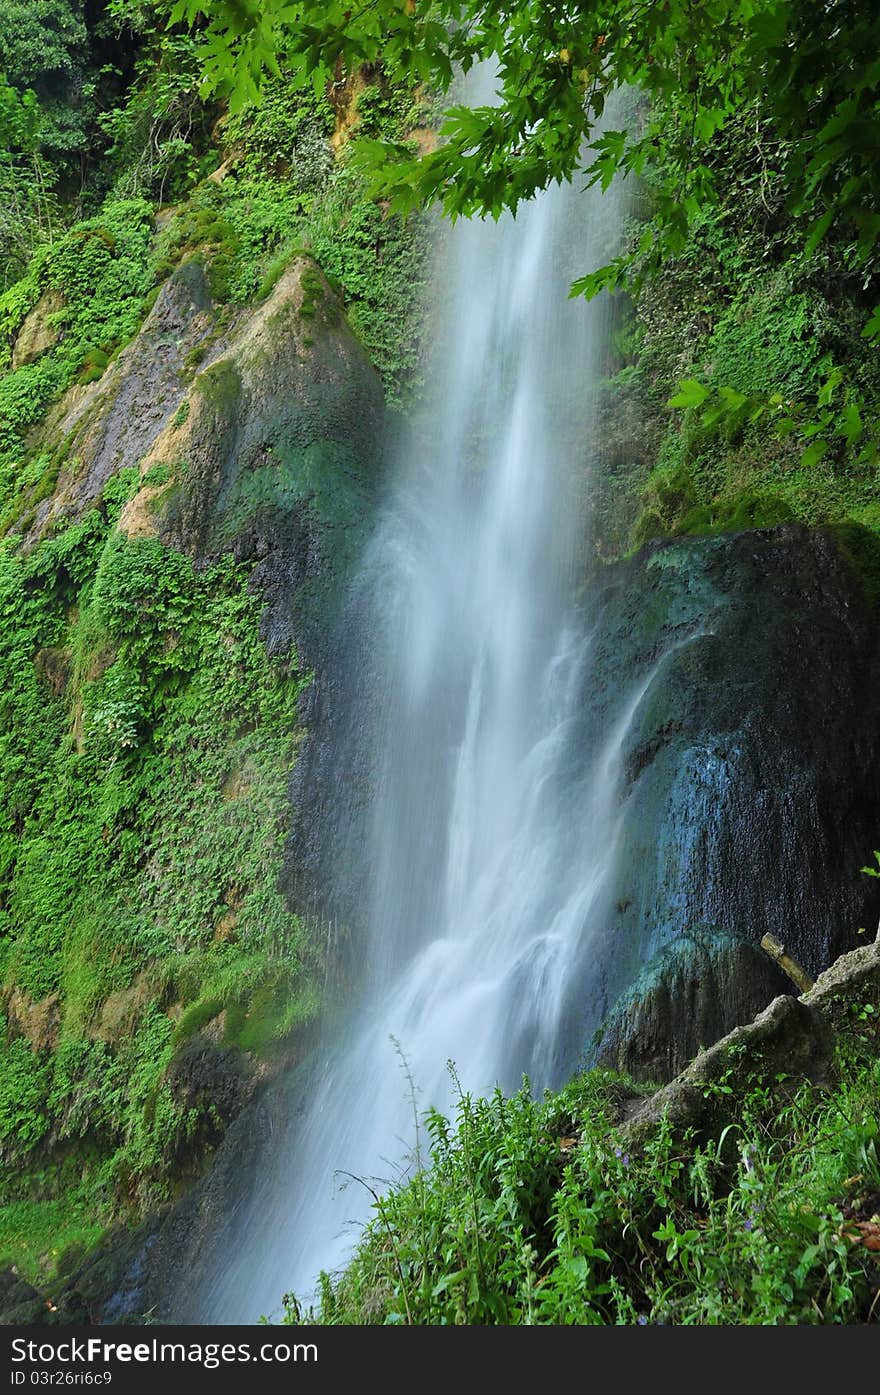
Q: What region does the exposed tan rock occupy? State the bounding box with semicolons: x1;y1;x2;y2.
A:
12;289;65;369
408;126;439;156
804;938;880;1002
23;259;219;545
34;644;71;696
329;69;369;153
213;911;238;944
213;884;243;943
93;972;161;1044
222;766;251;801
207;156;237;185
4;989;62;1051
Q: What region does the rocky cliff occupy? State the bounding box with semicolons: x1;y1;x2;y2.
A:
584;525;880;1076
0;243;386;1294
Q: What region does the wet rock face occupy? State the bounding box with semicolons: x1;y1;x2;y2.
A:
580;524;880;1078
132;1073;299;1324
596;931;777;1082
621;938;880;1146
112;259;386;922
0;1268;47;1324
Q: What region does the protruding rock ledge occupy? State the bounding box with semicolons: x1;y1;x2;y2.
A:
621;938;880;1145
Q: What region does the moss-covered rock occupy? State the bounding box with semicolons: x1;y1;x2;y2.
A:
23;258;217;543
115;254;384;657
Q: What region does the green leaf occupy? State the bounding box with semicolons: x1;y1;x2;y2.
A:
569;262;624;301
839;402;864;445
817;368;843;408
667;379;710;410
862;306;880;341
804;208;834;255
800;439;829;468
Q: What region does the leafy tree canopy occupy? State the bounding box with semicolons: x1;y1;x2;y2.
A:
0;0;91;163
162;1;880;296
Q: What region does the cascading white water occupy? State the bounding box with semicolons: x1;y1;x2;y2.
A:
201;79;638;1323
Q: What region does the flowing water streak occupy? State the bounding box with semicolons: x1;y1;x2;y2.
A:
202;82;644;1322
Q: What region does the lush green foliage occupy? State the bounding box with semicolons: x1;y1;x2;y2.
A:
97;4;214;206
0;28;434;1282
166;0;880;465
0;494;322;1271
0;72;55;284
0;198;156;535
165;2;880;273
0;73;427;540
144;69;431;403
2;0;879;1310
590;103;880;557
296;1032;880;1326
302;162;430;402
0;0;91;169
0;1184;107;1286
0;0;149;273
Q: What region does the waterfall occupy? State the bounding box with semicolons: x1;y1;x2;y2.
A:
198;81;634;1323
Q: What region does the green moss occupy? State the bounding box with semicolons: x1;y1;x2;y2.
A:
170;955;321;1059
829;520;880;609
0;201;156;537
630;463;697;545
632;460;799;549
0;1191;107;1288
140;285;162;319
76;348;111;385
257;246;310;300
153;205;241;305
31;459;62;507
232;975;321;1055
0;450;64;536
183;343;207;375
194;359;240;416
172;997;224;1045
297;266;326;320
679;491;795;537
